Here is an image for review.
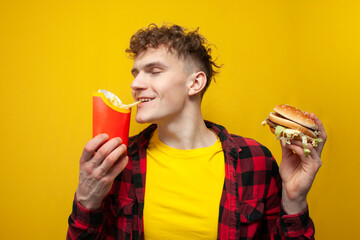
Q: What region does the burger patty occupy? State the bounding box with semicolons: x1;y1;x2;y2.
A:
266;118;278;129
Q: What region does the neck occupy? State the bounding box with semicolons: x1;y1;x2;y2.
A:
156;105;217;150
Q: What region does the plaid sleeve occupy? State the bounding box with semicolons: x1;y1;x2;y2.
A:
278;204;315;239
66;196;104;240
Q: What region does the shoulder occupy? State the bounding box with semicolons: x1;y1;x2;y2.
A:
226;133;279;177
229;134;273;159
205;120;274;162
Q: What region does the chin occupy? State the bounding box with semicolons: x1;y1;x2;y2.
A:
135;108;169;125
135;116;147;124
135;113;154;124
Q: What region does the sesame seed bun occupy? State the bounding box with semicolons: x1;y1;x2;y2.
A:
268;112;317;139
273;104;318;131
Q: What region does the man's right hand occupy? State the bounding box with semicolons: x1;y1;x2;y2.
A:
75;134;129;210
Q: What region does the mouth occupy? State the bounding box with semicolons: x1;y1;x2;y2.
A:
137;97;155;104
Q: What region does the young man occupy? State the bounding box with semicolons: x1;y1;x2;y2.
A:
67;24;327;239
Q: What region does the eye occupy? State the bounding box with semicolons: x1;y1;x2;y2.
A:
131;70;138;78
150;68;162;74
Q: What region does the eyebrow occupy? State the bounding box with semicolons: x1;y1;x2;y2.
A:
131;61;167;75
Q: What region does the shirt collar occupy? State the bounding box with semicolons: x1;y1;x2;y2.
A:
128;120;242;156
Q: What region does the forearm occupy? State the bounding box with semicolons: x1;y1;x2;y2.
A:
281;188;308;215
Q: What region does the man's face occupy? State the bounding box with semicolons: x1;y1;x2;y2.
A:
130;46;194;124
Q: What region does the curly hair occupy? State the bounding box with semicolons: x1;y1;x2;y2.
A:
126;24;221;96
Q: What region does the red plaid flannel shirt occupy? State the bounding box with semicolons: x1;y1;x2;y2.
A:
68;121;315;239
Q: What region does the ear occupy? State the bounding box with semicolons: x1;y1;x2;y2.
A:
187;71;207;96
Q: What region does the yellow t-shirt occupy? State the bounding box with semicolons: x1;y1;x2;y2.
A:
144;131;225;240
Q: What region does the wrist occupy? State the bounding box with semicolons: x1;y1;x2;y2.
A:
282;191;307;215
75;192;102;210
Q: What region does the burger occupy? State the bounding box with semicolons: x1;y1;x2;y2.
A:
262;104;323;155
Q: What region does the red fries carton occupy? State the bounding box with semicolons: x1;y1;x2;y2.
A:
93;90;132;146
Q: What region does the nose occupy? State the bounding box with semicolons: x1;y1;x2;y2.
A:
131;71;147;88
131;72;147;97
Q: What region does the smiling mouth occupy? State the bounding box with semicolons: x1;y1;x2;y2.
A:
138;98;155;103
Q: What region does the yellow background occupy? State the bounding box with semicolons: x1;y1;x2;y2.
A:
1;0;359;239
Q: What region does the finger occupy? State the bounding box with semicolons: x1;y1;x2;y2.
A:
107;155;129;180
80;134;109;164
285;141;311;159
310;113;327;155
313;114;327;141
284;142;304;156
92;137;123;166
286;141;321;166
280;141;296;159
309;113;326;138
280;143;300;172
281;138;308;150
97;144;127;173
284;145;315;171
